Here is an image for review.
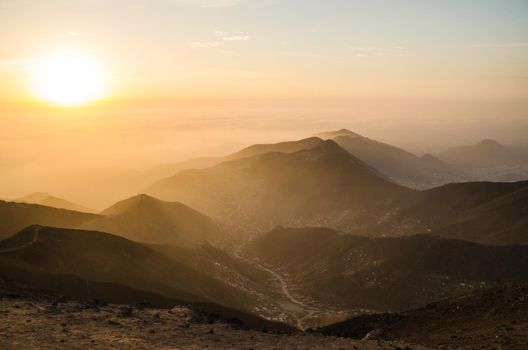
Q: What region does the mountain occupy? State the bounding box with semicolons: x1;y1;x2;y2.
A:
146;140;411;232
438;139;528;182
387;180;528;245
319;285;528;349
0;225;262;313
316;129;465;189
142;157;224;186
439;139;527;167
226;137;323;160
245;227;528;312
316;129;363;139
15;192;93;213
80;194;227;247
142;137;324;185
0;200;99;241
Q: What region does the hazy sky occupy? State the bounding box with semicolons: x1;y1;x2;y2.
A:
1;0;527;101
1;0;527;207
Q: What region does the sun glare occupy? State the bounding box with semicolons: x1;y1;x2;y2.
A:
32;49;108;106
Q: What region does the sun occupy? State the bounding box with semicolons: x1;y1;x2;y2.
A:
32;49;108;106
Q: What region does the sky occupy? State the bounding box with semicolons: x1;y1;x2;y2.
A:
0;0;527;207
1;0;527;101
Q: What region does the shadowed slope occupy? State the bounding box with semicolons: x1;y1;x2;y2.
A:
388;180;528;244
246;227;528;311
0;225;258;312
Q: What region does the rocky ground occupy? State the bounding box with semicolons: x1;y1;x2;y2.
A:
0;281;429;350
319;285;528;350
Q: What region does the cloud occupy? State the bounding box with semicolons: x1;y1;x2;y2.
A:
471;42;528;48
352;46;407;58
188;41;222;48
191;0;243;8
222;35;251;41
189;30;251;48
0;59;34;71
215;30;251;41
67;32;80;36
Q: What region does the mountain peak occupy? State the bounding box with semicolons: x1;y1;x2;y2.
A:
15;192;93;213
101;194;162;215
316;129;363;140
478;139;501;147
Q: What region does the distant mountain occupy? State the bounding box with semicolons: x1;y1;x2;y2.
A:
0;201;99;241
246;227;528;311
316;129;465;189
15;192;93;213
146;140;410;232
0;225;260;312
439;139;526;167
387;180;528;245
142;137;325;185
80;194;228;247
319;285;528;349
438;139;528;182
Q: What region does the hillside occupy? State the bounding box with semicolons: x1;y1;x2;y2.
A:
319;285;528;349
245;227;528;311
0;225;260;312
0;201;99;241
15;192;93;213
146;140;411;232
80;194;228;247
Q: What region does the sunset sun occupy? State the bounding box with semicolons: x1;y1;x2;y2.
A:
32;49;108;106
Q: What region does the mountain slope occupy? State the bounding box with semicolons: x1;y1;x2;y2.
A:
142;137;324;184
80;194;227;247
246;227;528;311
0;200;99;241
0;225;258;312
387;180;528;244
146;140;411;232
317;129;464;189
15;192;93;213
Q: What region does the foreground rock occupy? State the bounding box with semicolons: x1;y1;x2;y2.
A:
0;281;428;350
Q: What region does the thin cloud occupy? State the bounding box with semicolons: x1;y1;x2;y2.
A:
471;42;528;48
190;31;251;48
188;41;222;48
0;59;34;71
352;46;408;58
222;35;251;41
192;0;243;8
